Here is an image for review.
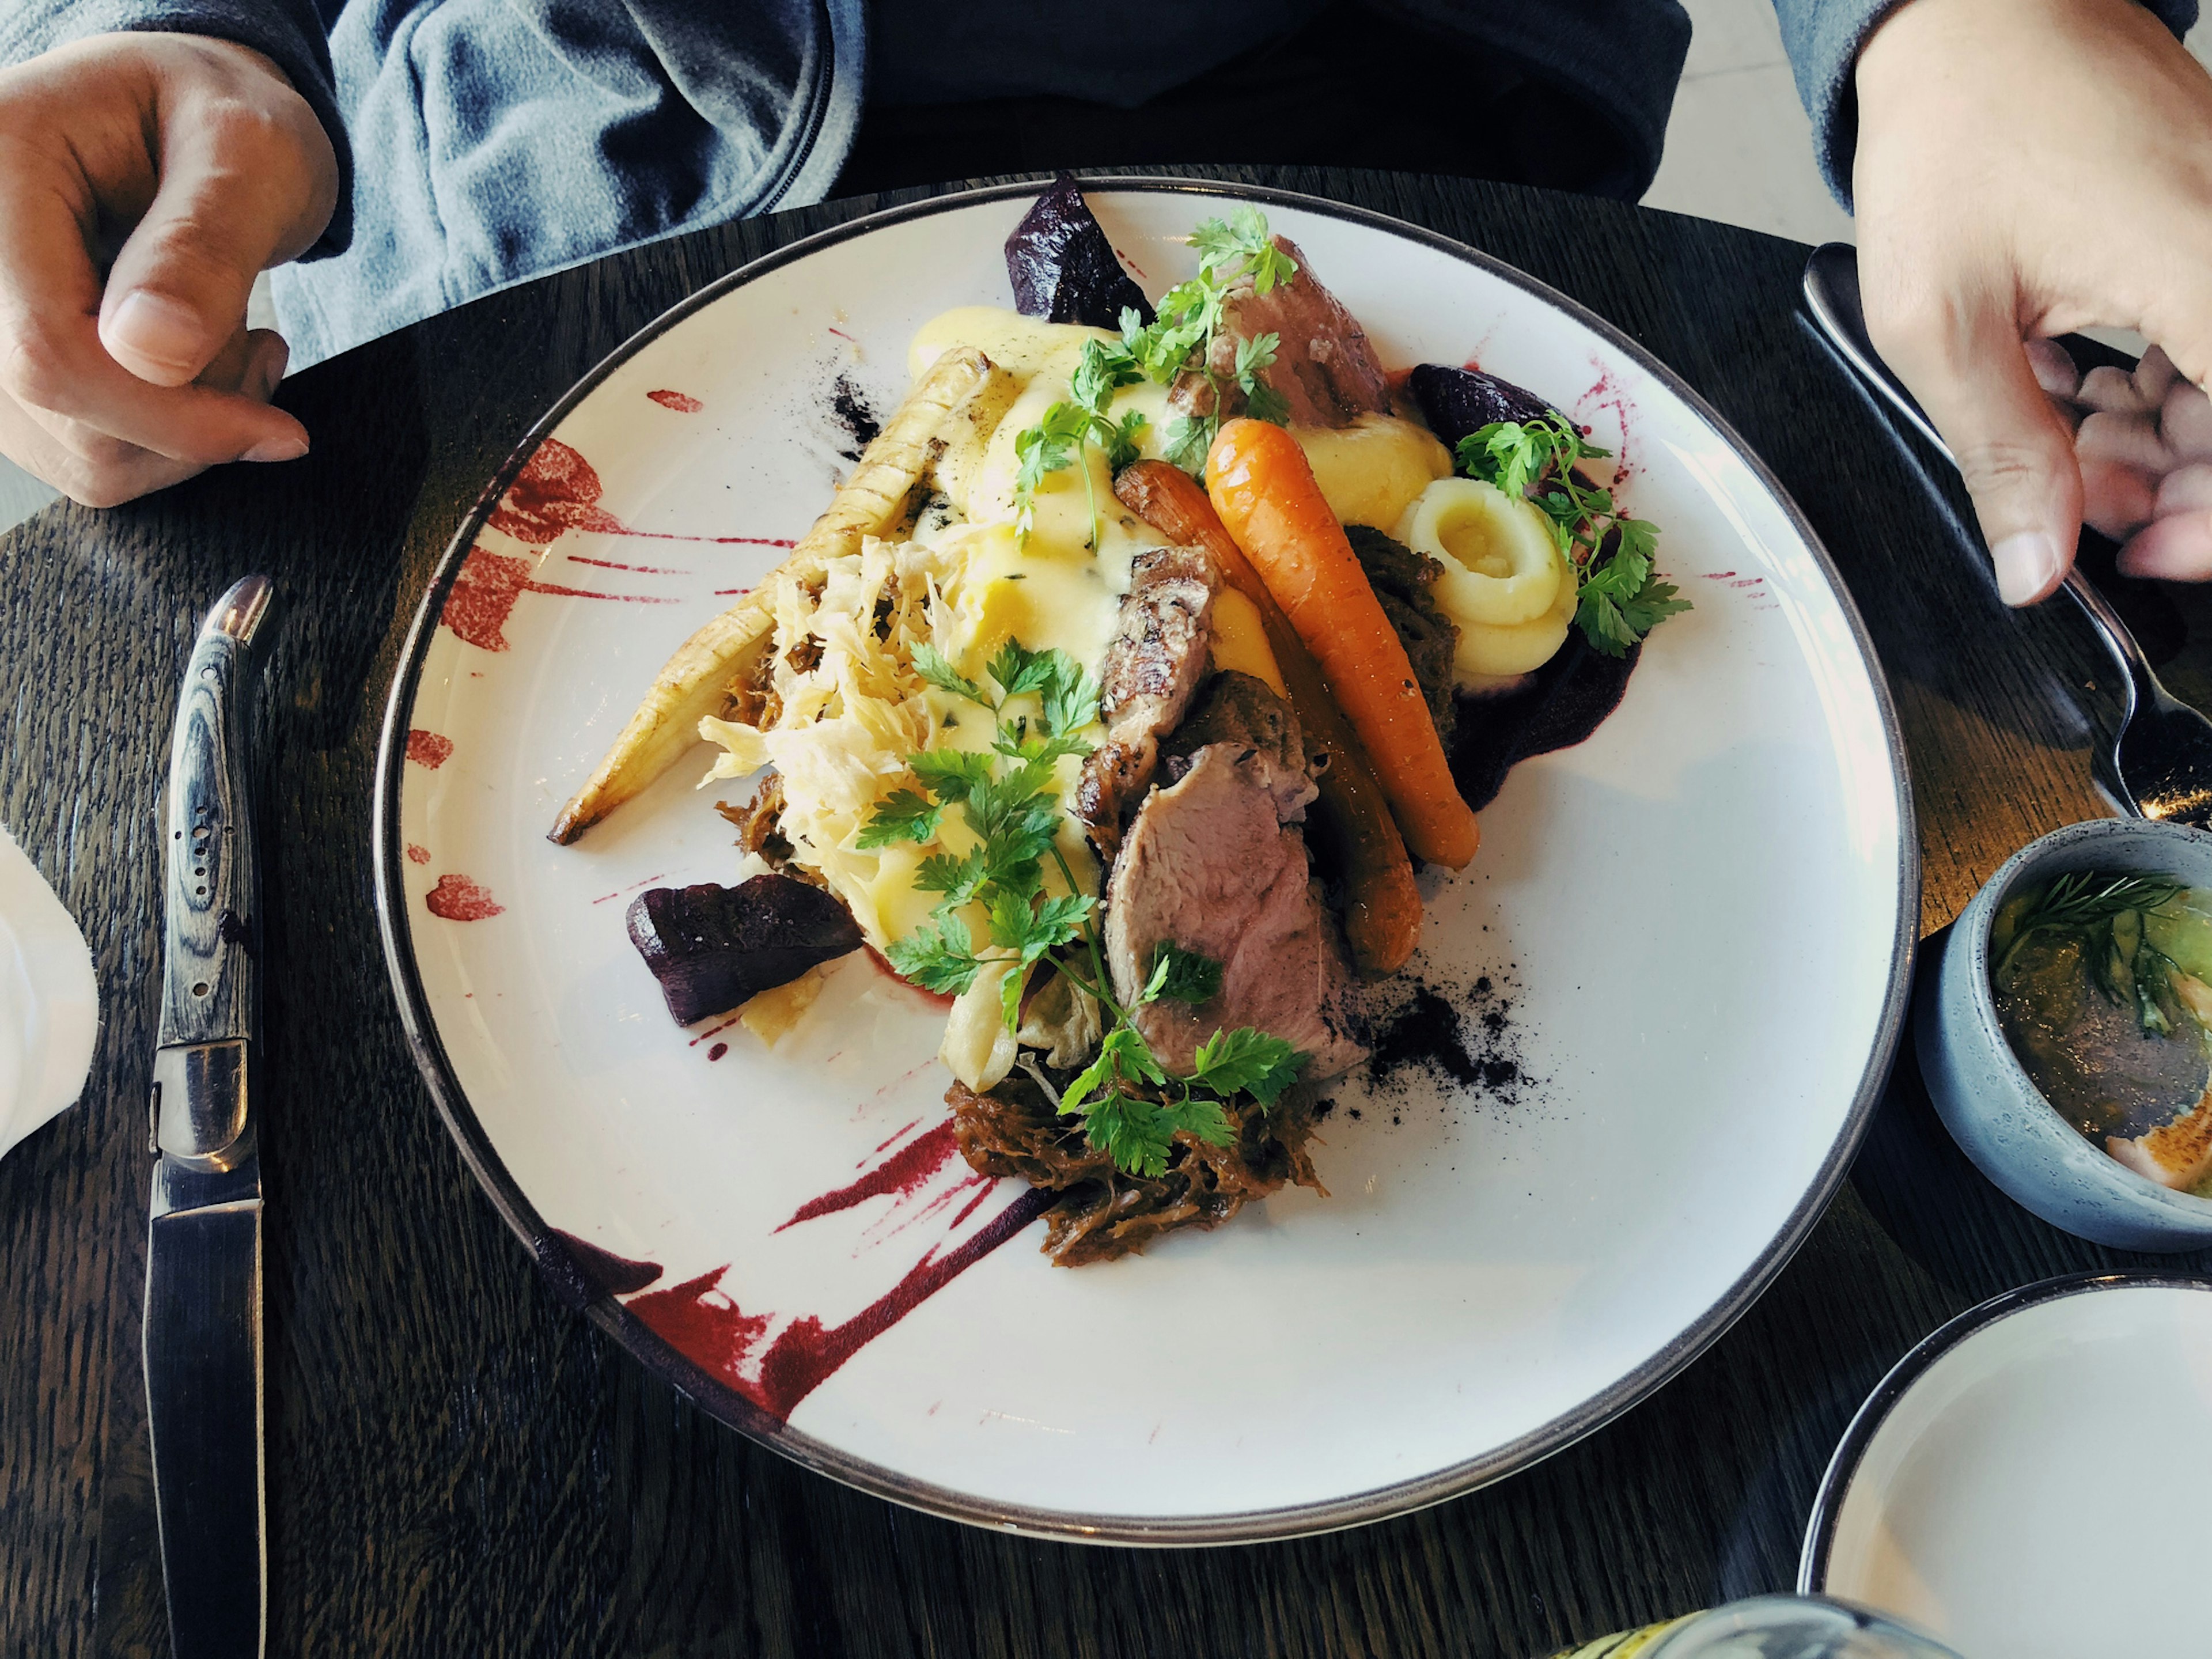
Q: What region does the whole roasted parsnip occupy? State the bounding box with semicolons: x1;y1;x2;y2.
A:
548;347;1003;844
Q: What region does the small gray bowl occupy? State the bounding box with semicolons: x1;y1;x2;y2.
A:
1918;816;2212;1252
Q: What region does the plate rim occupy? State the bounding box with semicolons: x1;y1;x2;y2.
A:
372;172;1922;1544
1796;1267;2212;1594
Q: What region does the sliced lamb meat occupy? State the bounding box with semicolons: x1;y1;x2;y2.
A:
1171;236;1391;429
1160;671;1317;823
946;1068;1323;1266
1074;546;1218;854
1104;744;1366;1081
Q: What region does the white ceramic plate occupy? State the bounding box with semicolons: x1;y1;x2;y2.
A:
1802;1273;2212;1654
374;179;1915;1541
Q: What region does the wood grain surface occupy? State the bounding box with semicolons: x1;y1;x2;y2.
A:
5;165;2210;1659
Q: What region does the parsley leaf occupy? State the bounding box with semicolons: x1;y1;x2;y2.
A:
1142;941;1224;1006
1161;415;1211;473
1106;408;1149;472
1059;1025;1161;1120
987;638;1058;702
908;747;995;803
911;641;986;704
1012;403;1090;546
1234;332;1289;427
1189;207;1297;294
992;730;1094;769
987;883;1092;963
1039;655;1100;740
1190;1027;1306;1108
1082;1092;1234;1180
914;847;990;909
884;912;984;995
855;787;942;849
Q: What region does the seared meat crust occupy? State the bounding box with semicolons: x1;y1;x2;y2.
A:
1171;236;1391;429
1074;546;1219;857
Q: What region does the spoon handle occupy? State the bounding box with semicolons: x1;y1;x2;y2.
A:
1800;244;2149;730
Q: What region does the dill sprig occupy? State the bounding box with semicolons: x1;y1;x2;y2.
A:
1994;870;2185;982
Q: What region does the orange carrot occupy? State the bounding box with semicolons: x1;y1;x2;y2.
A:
1117;461;1424;975
1204;419;1479;870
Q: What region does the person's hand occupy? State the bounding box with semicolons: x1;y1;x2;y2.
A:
0;32;338;507
1853;0;2212;603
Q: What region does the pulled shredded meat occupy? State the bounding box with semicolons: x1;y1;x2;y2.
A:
715;777;806;876
947;1069;1325;1266
1346;524;1458;748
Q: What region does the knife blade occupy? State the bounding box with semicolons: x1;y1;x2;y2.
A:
146;574;276;1659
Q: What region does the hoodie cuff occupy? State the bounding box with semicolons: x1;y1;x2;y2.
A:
1777;0;2200;210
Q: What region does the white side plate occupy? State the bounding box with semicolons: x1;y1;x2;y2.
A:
1805;1274;2212;1655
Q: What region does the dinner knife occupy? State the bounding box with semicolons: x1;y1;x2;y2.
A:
146;574;276;1659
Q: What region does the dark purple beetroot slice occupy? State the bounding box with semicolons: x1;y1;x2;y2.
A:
1408;363;1560;453
626;874;862;1027
1005;173;1154;330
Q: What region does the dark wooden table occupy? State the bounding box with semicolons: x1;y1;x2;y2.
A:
7;165;2210;1659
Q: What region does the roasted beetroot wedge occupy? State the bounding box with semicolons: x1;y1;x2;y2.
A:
1408;363;1559;450
626;875;862;1026
1005;173;1154;330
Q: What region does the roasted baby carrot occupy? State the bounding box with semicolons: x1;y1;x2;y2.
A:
1204;419;1479;870
1116;460;1424;974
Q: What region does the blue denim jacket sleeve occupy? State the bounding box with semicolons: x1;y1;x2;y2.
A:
264;0;863;368
1774;0;2200;207
1;0;864;370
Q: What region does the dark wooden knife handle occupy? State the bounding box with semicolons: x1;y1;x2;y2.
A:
158;577;274;1051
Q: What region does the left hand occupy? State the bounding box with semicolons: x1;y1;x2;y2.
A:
1853;0;2212;602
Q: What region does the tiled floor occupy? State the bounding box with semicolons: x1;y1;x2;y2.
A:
4;8;2209;533
1644;0;1857;247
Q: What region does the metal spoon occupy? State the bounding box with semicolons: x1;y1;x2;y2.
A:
1803;242;2212;830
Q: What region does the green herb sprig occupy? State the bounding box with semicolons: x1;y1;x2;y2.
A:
1993;870;2185;982
1012;339;1149;552
1455;415;1691;657
865;638;1308;1176
1010;207;1298;545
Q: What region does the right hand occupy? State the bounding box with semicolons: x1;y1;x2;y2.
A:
0;32;338;507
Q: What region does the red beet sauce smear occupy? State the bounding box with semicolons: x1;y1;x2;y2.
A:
424;873;502;920
624;1189;1049;1422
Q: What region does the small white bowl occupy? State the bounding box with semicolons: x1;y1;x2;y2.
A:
1801;1272;2212;1657
1917;816;2212;1251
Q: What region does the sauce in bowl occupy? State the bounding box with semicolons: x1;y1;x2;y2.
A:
1991;872;2212;1194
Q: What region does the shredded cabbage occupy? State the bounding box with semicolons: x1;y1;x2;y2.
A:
699;536;960;949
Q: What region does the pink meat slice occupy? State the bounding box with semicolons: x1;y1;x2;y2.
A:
1104;744;1365;1082
1171;235;1391;430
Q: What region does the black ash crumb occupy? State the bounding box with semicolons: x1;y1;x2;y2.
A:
1346;959;1540;1130
828;374;881;463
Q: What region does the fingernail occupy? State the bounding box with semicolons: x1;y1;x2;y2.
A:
105;291;208;375
252;341;290;402
243;435;308;464
1991;530;2062;605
